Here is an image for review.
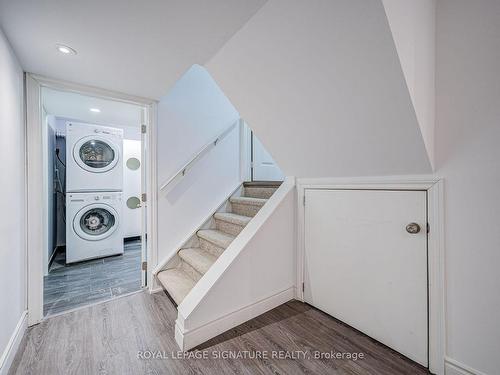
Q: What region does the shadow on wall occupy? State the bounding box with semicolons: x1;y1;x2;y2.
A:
206;0;433;177
155;65;241;263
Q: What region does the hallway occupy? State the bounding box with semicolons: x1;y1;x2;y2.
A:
10;292;428;375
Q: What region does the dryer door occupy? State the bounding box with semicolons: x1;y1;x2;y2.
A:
73;135;120;173
74;203;119;241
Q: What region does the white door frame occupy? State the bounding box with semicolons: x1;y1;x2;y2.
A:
296;176;445;375
25;73;158;325
239;119;252;182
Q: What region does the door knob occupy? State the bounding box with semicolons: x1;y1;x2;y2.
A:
406;222;421;234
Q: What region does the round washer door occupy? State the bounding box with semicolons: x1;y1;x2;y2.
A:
73;203;119;241
73;135;120;173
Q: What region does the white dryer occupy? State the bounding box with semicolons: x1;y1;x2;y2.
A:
66;122;123;192
66;192;123;263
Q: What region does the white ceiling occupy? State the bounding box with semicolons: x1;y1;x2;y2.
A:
0;0;266;99
42;87;142;128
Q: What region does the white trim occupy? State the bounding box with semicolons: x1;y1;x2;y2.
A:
296;175;445;374
444;357;487;375
28;74;154;105
428;179;446;375
23;74;29;316
0;311;27;375
297;175;437;190
145;102;158;291
175;287;295;351
26;74;44;326
25;74;158;324
148;287;164;295
42;108;49;276
239;119;252;182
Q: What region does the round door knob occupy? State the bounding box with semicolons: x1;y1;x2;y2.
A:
406;222;421;234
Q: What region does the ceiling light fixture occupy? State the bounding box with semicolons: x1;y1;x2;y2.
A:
56;44;77;55
89;108;101;113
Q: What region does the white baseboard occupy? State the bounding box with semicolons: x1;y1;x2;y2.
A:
445;357;488;375
0;311;27;375
176;287;295;350
149;286;164;294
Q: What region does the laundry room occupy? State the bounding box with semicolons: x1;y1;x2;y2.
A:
41;87;146;316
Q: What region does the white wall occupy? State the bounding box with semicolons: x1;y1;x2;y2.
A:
207;0;431;178
156;65;241;265
436;1;500;374
382;0;436;169
0;29;26;372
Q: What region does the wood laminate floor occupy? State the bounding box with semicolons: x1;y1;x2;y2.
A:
43;239;142;316
11;292;429;375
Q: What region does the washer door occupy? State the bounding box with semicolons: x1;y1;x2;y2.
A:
73;203;119;241
73;135;120;173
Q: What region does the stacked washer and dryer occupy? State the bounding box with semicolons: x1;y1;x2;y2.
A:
66;122;124;263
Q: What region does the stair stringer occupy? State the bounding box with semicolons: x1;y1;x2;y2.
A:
175;177;296;350
152;183;244;277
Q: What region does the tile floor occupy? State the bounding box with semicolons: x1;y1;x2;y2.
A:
43;239;142;316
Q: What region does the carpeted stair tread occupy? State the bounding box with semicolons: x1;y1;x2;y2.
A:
213;212;252;226
178;248;217;275
157;268;196;305
197;229;235;249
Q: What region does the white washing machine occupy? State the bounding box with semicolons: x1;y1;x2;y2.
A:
66;192;123;263
66;122;123;192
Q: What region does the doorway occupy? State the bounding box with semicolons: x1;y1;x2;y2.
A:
41;88;146;316
304;189;428;366
240;120;284;182
296;178;445;374
26;75;157;324
251;131;284;181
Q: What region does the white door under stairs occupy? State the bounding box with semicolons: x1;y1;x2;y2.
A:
304;189;428;366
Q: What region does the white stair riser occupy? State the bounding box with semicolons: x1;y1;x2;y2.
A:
215;219;245;236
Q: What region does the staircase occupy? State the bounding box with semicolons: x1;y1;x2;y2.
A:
157;182;280;305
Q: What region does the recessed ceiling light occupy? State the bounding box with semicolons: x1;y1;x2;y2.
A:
89;108;101;113
56;44;77;55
